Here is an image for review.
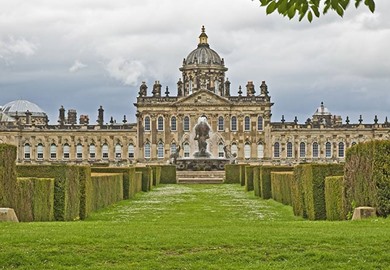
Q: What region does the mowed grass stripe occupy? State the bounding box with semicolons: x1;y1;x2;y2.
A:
1;184;389;270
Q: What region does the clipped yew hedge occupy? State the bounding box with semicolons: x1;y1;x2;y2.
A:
325;176;345;221
78;166;92;220
298;164;344;220
224;164;241;184
136;166;153;192
244;166;254;192
150;165;161;186
15;177;54;222
258;166;294;199
292;165;306;218
160;165;177;184
90;173;123;212
271;172;294;206
0;144;17;208
344;140;390;217
16;165;87;221
91;167;137;200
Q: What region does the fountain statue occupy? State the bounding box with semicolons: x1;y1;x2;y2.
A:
175;116;231;171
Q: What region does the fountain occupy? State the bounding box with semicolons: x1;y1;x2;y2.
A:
174;116;232;171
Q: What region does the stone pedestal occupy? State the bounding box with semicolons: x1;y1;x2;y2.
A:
352;206;376;220
0;208;19;222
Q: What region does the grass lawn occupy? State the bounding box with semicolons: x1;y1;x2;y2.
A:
1;184;389;269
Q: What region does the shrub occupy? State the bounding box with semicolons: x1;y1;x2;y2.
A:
16;165;83;221
136;167;153;192
15;177;54;222
160;165;177;184
271;172;294;206
150;165;161;186
299;164;344;220
325;176;345;221
244;166;254;192
90;173;123;212
0;144;17;208
259;166;293;199
291;165;306;218
78;166;92;220
344;140;390;217
224;164;241;184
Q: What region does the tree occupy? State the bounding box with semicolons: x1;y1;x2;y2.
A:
259;0;375;22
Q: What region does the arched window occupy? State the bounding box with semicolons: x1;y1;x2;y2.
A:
157;116;164;131
183;142;190;157
257;143;264;159
37;143;44;160
244;143;251;159
115;143;122;159
299;142;306;158
287;142;293;158
325;142;332;158
274;142;280;158
170;143;177;155
50;143;57;159
102;144;109;159
157;141;164;159
257;116;263;131
89;144;95;159
231;143;238;157
338;142;345;158
144;142;151;159
218;142;224;157
231;116;237;131
77;143;83;159
183;116;190;131
63;144;70;159
171;116;177;131
24;143;31;160
312;142;319;158
128;144;134;159
244;116;250;131
144;116;151;131
218;116;224;131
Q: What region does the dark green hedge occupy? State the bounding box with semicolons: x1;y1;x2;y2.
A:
78;166;92;220
135;172;142;193
258;166;293;199
240;164;247;186
244;166;254;192
271;172;294;206
90;173;123;212
344;140;390;217
299;164;344;220
16;165;84;221
224;164;241;184
15;177;54;222
91;167;137;200
325;176;345;221
136;167;153;192
0;144;17;208
150;165;161;186
160;165;177;184
292;165;307;218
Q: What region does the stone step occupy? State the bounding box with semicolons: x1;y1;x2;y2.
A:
176;171;225;184
177;178;224;184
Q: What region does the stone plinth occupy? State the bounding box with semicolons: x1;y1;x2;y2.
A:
0;208;19;222
352;206;376;220
176;158;230;171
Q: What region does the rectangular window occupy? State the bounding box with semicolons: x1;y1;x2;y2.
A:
244;116;250;131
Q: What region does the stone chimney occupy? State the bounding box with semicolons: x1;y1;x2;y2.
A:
246;81;255;97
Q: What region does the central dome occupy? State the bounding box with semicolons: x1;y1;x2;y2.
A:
2;99;47;117
184;26;223;66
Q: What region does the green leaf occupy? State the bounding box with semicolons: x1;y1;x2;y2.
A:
311;4;320;17
365;0;375;13
355;0;363;8
278;0;288;13
336;4;344;17
287;4;297;19
307;10;313;22
266;1;278;14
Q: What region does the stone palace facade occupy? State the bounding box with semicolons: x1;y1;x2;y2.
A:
1;27;389;166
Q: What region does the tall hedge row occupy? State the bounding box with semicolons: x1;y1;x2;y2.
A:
136;166;153;192
160;165;177;184
271;172;294;205
344;140;390;217
90;173;123;212
244;166;254;192
16;165;84;221
15;177;54;222
91;167;137;200
257;166;294;199
150;165;161;186
298;164;344;220
325;176;345;221
224;164;241;184
78;166;92;220
0;144;17;208
291;165;307;218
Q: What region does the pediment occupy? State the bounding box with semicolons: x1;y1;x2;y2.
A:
174;90;232;106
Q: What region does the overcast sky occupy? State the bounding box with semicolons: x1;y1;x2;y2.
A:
0;0;389;125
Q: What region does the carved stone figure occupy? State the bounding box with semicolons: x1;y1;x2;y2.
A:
194;117;210;157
